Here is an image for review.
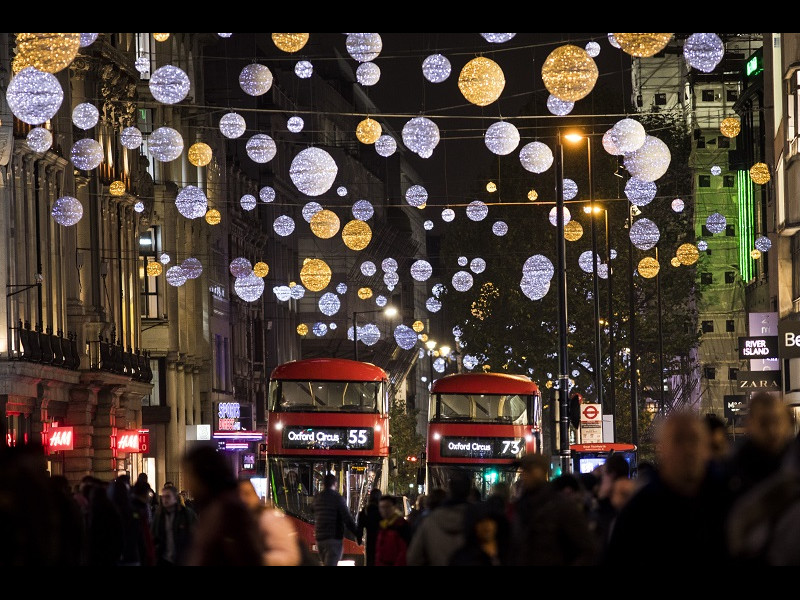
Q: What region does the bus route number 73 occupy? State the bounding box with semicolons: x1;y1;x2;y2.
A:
501;439;521;456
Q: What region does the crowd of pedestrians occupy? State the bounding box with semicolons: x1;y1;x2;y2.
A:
2;390;800;566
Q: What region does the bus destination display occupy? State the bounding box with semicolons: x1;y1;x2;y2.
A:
282;426;374;451
440;436;525;459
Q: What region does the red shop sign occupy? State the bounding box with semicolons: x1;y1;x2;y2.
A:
48;427;74;452
116;429;150;454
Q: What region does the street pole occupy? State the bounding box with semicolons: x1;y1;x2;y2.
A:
588;139;603;416
628;205;639;447
555;137;571;475
353;311;358;361
605;209;616;441
656;246;665;417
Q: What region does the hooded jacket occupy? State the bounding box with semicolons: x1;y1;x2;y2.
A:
406;501;469;566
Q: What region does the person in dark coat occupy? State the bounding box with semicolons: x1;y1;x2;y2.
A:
181;445;263;566
510;454;598;566
151;484;198;566
449;500;510;566
374;495;412;566
312;473;360;566
356;487;383;566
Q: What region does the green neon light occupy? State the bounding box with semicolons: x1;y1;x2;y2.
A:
737;170;755;281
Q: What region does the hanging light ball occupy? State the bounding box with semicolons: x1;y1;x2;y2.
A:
109;181;126;197
134;201;145;213
527;190;539;202
405;185;428;208
602;130;621;156
356;62;381;86
134;57;149;74
751;249;762;260
218;33;232;38
246;134;277;164
394;325;418;350
613;33;674;57
549;206;571;227
466;201;489;222
273;286;291;301
470;258;487;274
579;251;602;273
319;292;340;316
410;259;433;282
239;63;273;96
629;217;661;250
175;185;208;220
697;240;708;252
609;118;646;155
541;44;598;102
521;277;550;301
564;220;584;241
181;257;203;280
290;147;338;196
310;209;340;239
492;221;508;236
356;117;382;144
121;126;143;150
342;220;372;250
522;255;555;283
671;257;681;268
384;271;400;290
624;135;671;182
683;33;724;73
149;65;190;104
72;103;99;130
240;194;257;211
230;257;253;278
422;53;451;83
27;127;52;153
546;95;574;116
51;196;83;226
706;212;727;234
458;256;469;267
235;273;265;302
608;34;621;49
442;208;456;222
750;163;771;185
7;67;64;125
219;112;246;139
402;116;440;159
585;41;601;57
352;200;374;221
563;179;579;200
80;33;99;47
720;117;741;138
755;236;772;252
188;142;213;167
480;33;516;43
16;33;80;73
300;258;332;292
166;266;187;287
295;60;313;78
291;284;305;300
287;116;304;133
625;177;657;206
424;220;434;231
676;243;700;266
146;261;163;277
257;186;275;203
375;134;397;157
432;283;447;298
253;262;269;278
302;202;323;223
337;282;348;294
271;33;309;53
337;186;348;197
519;141;554;174
486;182;497;193
452;271;474;292
411;320;425;334
160;253;171;265
273;215;296;237
382;258;398;273
346;33;382;62
70;139;104;170
206;208;222;225
458;57;505;106
484;121;520;156
361;261;376;276
358;287;373;300
153;33;170;42
671;198;685;212
148;127;184;162
638;257;660;279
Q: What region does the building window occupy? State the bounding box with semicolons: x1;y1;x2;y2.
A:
726;224;736;237
704;367;716;379
727;90;739;103
701;272;713;285
729;367;738;380
702;320;714;333
702;89;716;102
718;137;731;149
697;137;706;149
725;272;736;284
723;175;735;187
655;93;667;106
139;226;161;319
726;319;735;332
699;175;711;187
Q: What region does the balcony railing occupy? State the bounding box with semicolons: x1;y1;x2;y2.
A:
87;335;153;383
9;320;80;370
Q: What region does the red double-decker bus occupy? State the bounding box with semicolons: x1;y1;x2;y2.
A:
425;372;542;498
266;358;390;565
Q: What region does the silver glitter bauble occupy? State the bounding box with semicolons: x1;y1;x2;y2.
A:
246;134;277;163
181;257;203;280
312;322;328;337
346;33;382;63
585;41;601;57
356;62;380;86
230;257;252;278
290;285;305;300
295;60;313;78
610;118;646;155
72;103;99;130
149;65;190;104
711;165;722;176
273;215;295;236
755;236;772;252
452;270;474;292
302;202;323;222
426;297;442;313
382;258;398;273
697;240;708;251
352;200;374;220
287;116;304;132
485;121;520;156
519;141;554;174
274;286;291;301
361;261;377;276
466;201;488;222
235;273;265;302
406;185;428;208
240;194;257;211
239;63;273;96
260;186;276;203
159;253;171;265
394;325;418;350
624;135;671;182
424;220;434;231
120;126;143;149
7;67;64;125
51;196;83;226
410;260;433;282
219;112;246;139
563;179;578;200
337;186;348;197
579;250;602;273
148;127;184;162
402;116;440;159
442;208;455;222
706;212;727;234
422;54;451;83
683;33;724;73
547;95;575;116
549;206;571;227
625;178;657;207
522;255;554;284
629;217;661;250
80;33;99;47
27;127;52;153
432;283;446;298
375;135;397;157
458;256;468;267
672;198;685;213
70;139;104;170
470;258;486;274
166;266;187;287
480;33;516;43
290;147;338;196
134;201;144;213
493;221;508;236
175;185;208;219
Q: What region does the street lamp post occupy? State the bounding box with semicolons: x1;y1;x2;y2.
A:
554;135;571;475
353;306;398;362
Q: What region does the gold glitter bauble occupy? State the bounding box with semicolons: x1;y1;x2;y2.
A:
670;257;681;267
310;209;340;239
188;142;213;167
541;44;598;102
749;162;771;185
272;33;309;53
300;258;331;292
358;287;373;300
676;243;699;266
146;261;163;277
638;256;660;279
751;249;762;260
153;33;170;42
205;209;221;225
16;33;81;73
412;320;425;333
297;323;309;336
109;181;126;197
342;220;372;251
253;262;269;278
564;220;584;242
458;57;505;107
613;33;673;58
486;182;497;193
528;189;538;201
720;117;741;138
420;333;428;343
356;118;382;144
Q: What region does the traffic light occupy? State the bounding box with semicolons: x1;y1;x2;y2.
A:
484;469;498;485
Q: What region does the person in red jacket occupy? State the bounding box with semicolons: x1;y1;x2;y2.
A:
374;495;412;566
